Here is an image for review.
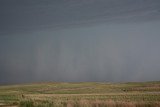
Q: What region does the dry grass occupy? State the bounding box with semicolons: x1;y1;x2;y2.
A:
16;99;160;107
0;81;159;107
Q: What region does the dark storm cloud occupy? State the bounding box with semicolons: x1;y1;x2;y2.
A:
1;0;160;34
0;0;160;84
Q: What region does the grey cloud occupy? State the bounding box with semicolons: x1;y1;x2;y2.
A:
0;0;160;84
0;0;160;34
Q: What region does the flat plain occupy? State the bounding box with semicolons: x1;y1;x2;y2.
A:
0;81;160;107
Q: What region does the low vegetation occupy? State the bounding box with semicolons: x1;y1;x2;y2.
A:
0;81;159;107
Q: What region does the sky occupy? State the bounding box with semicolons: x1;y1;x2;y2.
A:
0;0;160;84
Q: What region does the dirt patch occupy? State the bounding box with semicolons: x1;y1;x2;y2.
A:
0;103;18;107
0;103;6;106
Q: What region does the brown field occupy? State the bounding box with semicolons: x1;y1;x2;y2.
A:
0;81;160;107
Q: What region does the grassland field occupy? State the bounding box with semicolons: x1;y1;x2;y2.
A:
0;81;160;107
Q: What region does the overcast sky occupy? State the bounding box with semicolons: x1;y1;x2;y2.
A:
0;0;160;84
